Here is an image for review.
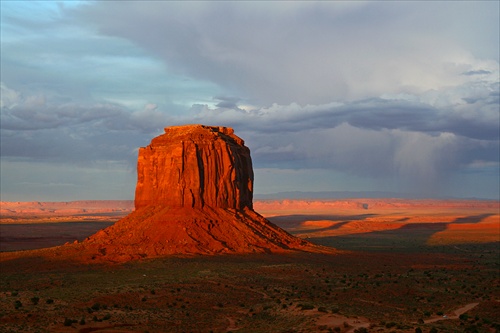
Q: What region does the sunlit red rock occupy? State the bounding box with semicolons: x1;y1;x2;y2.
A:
82;124;325;260
134;125;253;210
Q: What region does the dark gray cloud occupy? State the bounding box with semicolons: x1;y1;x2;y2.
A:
1;1;498;200
462;70;492;76
213;96;242;109
1;103;123;131
179;91;500;197
2;71;498;199
71;1;499;105
190;88;499;141
0;85;170;168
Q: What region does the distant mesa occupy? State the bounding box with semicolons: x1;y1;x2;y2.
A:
82;124;326;261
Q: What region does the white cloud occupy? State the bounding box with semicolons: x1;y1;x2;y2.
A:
128;104;170;132
0;83;21;109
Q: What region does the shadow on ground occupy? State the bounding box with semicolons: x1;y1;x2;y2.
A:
269;214;375;230
271;213;496;253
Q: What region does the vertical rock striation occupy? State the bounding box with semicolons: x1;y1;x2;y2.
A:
135;125;253;210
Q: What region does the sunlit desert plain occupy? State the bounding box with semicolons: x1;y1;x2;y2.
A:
0;198;499;333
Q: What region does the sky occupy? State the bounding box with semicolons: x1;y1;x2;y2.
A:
1;1;499;201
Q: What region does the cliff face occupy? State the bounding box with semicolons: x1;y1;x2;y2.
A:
135;125;253;210
81;124;327;260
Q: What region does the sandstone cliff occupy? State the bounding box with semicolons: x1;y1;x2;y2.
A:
134;125;253;210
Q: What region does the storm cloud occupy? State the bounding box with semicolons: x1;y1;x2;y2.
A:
1;1;498;200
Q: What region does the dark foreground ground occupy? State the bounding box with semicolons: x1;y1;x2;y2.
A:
1;200;499;332
1;242;499;333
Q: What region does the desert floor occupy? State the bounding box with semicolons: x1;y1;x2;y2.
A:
0;199;499;333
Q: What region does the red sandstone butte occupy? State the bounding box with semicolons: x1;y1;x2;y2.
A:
135;125;253;210
83;125;325;260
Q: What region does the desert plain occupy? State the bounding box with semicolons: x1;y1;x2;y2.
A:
0;198;499;333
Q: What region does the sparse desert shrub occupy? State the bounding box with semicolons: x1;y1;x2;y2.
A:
103;313;111;320
299;303;314;310
46;298;54;304
30;297;39;305
91;303;101;311
14;300;22;309
415;328;422;333
354;328;368;333
385;321;397;328
63;318;74;326
79;317;86;325
429;327;438;333
464;325;479;333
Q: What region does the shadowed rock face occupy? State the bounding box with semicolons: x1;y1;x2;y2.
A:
81;124;327;260
135;125;253;210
